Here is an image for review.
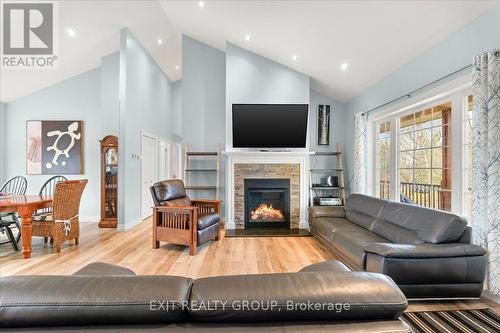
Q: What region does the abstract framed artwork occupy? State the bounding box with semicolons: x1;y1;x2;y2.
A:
317;105;331;146
26;120;83;175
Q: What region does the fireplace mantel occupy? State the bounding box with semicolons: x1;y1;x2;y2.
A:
223;150;309;230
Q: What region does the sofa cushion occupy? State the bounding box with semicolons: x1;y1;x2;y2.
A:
299;260;351;273
189;271;407;322
198;213;220;230
72;262;136;276
371;220;424;245
197;223;219;245
153;179;190;202
0;275;193;327
309;206;346;218
345;194;387;230
310;218;336;240
378;201;467;244
330;227;389;270
162;197;193;207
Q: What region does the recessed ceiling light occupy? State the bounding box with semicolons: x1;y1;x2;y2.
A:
198;1;205;8
341;62;349;71
292;55;297;61
157;39;163;45
66;28;76;37
245;34;251;41
175;65;179;70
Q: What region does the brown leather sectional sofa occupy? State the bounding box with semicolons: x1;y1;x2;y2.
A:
309;194;487;299
0;262;411;332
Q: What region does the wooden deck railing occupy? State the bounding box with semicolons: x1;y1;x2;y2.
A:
379;181;449;210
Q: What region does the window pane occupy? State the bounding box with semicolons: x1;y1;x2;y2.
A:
415;128;432;149
400;169;413;186
432;147;442;169
398;100;451;212
415;149;432;169
400;131;414;151
415;108;433;130
400;151;414;168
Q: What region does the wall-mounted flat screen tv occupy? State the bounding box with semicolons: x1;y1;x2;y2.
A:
232;104;309;148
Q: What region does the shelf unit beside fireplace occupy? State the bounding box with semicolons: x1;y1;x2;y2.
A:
183;144;220;200
309;145;346;207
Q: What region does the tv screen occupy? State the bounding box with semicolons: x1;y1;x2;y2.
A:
232;104;309;148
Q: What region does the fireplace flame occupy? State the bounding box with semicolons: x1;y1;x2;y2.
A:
250;203;284;221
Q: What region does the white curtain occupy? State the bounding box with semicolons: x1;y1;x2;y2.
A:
472;49;500;296
351;112;368;194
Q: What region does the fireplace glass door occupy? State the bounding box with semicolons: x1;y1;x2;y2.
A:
244;179;290;228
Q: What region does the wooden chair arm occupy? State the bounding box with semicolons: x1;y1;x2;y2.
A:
191;200;222;215
191;199;223;204
154;205;196;213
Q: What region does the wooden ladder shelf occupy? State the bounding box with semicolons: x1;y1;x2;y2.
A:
183;144;221;200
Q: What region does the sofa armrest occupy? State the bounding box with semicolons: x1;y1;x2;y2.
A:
309;206;345;218
365;243;486;259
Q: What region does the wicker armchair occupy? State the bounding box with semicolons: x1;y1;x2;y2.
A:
150;179;221;255
32;179;87;253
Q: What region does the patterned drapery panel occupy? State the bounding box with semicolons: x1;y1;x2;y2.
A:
472;49;500;296
351;112;368;194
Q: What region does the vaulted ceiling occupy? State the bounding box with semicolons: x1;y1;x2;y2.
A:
1;1;497;103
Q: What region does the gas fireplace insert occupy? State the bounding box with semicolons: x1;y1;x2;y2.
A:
244;178;290;228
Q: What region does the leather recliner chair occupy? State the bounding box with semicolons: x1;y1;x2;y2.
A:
150;179;222;255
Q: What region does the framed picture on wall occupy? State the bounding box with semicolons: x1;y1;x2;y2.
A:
317;105;331;146
26;120;84;175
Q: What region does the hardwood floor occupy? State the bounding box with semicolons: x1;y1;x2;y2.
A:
0;219;498;313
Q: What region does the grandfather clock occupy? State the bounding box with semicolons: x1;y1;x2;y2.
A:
99;135;118;228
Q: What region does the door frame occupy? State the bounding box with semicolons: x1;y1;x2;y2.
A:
141;131;158;220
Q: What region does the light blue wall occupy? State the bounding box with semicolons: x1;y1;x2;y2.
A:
0;102;6;183
181;36;226;206
182;35;226;151
309;89;346;153
344;5;500;192
2;67;115;219
226;42;310;148
119;29;175;229
171;80;182;140
101;52;120;134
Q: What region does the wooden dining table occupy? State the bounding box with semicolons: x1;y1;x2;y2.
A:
0;195;53;259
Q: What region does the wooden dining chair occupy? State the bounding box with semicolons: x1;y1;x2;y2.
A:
33;175;67;222
32;179;87;253
0;176;27;250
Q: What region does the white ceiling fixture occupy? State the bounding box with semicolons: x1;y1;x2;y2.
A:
175;65;179;70
66;28;76;37
160;0;497;102
292;55;297;61
157;38;163;45
341;62;348;71
198;1;205;9
245;34;251;41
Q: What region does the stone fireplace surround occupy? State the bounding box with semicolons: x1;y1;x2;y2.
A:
224;151;309;230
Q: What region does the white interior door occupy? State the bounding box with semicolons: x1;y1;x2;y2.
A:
141;134;157;219
159;141;169;180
